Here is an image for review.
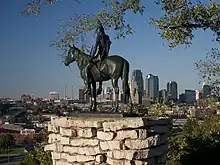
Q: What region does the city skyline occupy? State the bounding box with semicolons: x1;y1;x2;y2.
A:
1;0;217;99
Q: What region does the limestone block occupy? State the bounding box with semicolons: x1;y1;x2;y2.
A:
106;157;131;165
44;143;63;152
115;130;138;140
63;146;100;156
78;128;97;138
133;144;168;159
103;118;145;132
51;152;61;160
149;126;169;134
48;124;59;133
97;131;115;141
48;134;61;143
100;141;121;150
133;159;155;165
125;135;159;149
107;150;135;160
68;118;103;128
107;144;168;160
52;117;70;128
84;161;96;165
95;154;106;162
60;127;76;137
60;136;70;145
70;139;99;147
137;129;148;139
60;153;95;162
125;134;167;149
44;143;57;151
56;160;72;165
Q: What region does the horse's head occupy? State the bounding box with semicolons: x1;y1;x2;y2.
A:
64;44;79;66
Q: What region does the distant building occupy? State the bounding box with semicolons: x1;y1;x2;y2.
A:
21;94;32;103
145;74;159;102
202;84;211;98
195;90;202;101
185;90;196;104
159;89;167;103
49;92;59;101
78;88;89;102
131;70;144;104
167;81;178;102
179;93;186;103
131;81;140;104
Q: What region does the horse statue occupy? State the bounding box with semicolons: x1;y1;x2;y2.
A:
64;44;132;113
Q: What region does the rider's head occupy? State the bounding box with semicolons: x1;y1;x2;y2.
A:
96;20;105;34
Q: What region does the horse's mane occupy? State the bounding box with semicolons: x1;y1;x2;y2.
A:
72;46;91;70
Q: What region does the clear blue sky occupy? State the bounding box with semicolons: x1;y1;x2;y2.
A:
0;0;219;99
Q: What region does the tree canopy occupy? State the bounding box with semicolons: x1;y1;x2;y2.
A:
22;0;220;92
22;0;220;51
195;48;220;95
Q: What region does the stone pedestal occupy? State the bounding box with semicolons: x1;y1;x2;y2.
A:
45;116;172;165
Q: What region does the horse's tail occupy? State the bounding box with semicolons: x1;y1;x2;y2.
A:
122;60;133;112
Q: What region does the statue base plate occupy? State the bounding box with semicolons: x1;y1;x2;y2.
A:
69;111;142;117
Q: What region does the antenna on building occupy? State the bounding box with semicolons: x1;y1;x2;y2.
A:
64;85;67;99
71;85;73;101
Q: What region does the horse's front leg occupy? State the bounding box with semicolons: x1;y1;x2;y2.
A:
111;78;119;112
91;81;97;112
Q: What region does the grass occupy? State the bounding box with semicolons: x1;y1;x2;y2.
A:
8;147;24;154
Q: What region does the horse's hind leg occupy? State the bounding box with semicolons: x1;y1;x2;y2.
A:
97;81;102;95
111;78;119;112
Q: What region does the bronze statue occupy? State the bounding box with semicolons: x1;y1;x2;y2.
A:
64;44;132;113
84;21;112;96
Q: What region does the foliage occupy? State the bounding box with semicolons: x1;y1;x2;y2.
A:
167;116;220;165
0;134;15;153
20;147;52;165
22;0;220;52
151;0;220;48
34;129;49;144
148;102;169;117
195;48;220;96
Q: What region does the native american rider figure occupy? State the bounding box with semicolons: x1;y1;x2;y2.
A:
84;21;112;95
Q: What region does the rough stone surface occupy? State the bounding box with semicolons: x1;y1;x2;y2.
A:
63;146;100;156
48;134;61;143
137;129;148;139
60;153;95;162
125;134;167;149
97;131;115;141
48;124;59;133
60;137;70;145
78;128;97;138
70;139;99;147
95;154;106;162
103;118;145;131
100;141;121;150
55;160;72;165
46;117;171;165
115;130;138;140
60;127;76;137
106;157;131;165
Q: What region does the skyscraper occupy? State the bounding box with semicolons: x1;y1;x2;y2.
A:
185;89;196;104
131;70;144;104
145;74;159;101
167;81;178;102
202;83;211;98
